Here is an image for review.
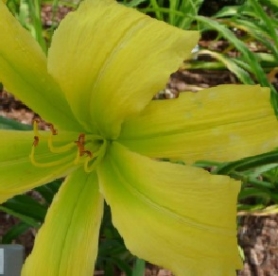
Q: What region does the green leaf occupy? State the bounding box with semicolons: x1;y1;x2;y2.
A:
26;0;47;52
0;206;40;228
194;15;271;87
169;0;204;29
132;258;145;276
111;257;132;275
239;187;271;202
104;263;114;276
34;179;62;204
1;221;31;244
237;203;266;212
2;194;47;222
214;5;241;17
227;18;278;62
98;240;125;255
215;151;278;174
248;0;278;47
0;116;32;130
198;49;253;84
123;0;148;7
252;164;278;178
140;0;204;29
247;177;275;189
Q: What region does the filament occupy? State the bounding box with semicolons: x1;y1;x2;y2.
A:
84;139;107;173
33;119;40;138
29;145;73;168
48;134;75;154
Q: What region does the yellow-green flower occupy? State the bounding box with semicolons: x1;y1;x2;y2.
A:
1;0;278;275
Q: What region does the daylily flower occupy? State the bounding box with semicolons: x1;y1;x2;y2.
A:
1;0;278;275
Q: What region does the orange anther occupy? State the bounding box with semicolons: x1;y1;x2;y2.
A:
33;136;39;147
46;123;58;135
75;133;85;149
33;118;40;124
75;134;92;158
81;150;92;158
77;133;86;144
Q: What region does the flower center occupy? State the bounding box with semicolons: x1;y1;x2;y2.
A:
30;119;107;173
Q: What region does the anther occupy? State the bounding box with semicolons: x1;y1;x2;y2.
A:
75;134;85;145
33;136;39;147
81;150;92;158
75;133;86;155
83;139;107;173
73;133;94;164
33;118;41;124
30;120;80;168
46;123;58;135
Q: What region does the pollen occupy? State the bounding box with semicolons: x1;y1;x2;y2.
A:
46;123;58;135
33;136;39;147
75;133;93;158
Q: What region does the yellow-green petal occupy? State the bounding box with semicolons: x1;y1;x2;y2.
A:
0;2;82;130
48;0;199;137
0;130;78;203
22;169;103;276
119;85;278;163
97;142;242;275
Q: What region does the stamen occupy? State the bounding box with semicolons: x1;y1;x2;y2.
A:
74;133;92;164
46;123;58;135
48;135;75;154
29;145;73;168
75;133;86;153
33;136;39;147
74;134;84;162
84;139;107;173
81;150;92;158
74;133;93;157
30;121;105;171
74;149;81;165
73;133;103;165
32;119;40;137
33;121;75;154
31;120;76;167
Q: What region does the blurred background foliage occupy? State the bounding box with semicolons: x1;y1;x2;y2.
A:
1;0;278;274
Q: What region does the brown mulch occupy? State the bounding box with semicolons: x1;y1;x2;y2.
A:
238;215;278;276
0;212;35;258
